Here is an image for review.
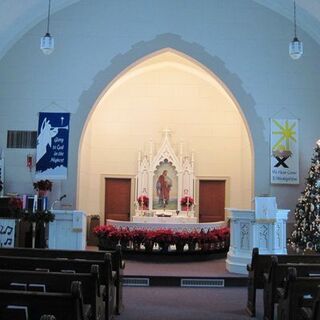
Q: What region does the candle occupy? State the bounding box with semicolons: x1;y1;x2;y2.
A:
22;195;27;210
33;194;38;213
187;196;189;213
42;197;48;211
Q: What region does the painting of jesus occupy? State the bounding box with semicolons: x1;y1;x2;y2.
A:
153;161;177;210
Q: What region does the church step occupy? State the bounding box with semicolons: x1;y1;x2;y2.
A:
123;275;247;288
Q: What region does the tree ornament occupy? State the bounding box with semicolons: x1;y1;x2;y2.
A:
289;141;320;251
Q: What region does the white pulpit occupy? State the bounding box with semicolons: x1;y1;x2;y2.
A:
226;206;289;274
48;210;87;250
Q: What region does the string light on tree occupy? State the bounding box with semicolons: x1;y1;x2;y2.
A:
289;139;320;252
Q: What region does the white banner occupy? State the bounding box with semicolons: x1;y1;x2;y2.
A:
0;219;15;247
271;118;299;184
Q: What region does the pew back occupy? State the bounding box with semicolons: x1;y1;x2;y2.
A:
247;248;320;317
0;246;124;314
264;256;320;320
0;267;101;319
0;254;114;320
0;281;86;320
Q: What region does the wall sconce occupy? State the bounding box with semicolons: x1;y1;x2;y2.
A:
27;154;33;171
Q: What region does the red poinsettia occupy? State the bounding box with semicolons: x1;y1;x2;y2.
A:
137;195;149;207
180;196;194;206
94;224;230;252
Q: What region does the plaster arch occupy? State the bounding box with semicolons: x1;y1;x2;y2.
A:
77;44;255;216
74;35;265;209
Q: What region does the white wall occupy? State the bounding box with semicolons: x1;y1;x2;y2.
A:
0;0;319;218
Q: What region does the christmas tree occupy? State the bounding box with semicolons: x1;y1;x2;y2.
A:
290;140;320;252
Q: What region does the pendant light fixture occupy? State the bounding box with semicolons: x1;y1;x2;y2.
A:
289;0;303;60
40;0;54;55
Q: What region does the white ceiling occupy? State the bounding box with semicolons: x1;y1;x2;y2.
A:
0;0;318;59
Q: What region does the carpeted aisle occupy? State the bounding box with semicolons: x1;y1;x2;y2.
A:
116;287;263;320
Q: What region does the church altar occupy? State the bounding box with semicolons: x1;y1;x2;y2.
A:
132;215;197;224
107;219;226;231
132;210;197;223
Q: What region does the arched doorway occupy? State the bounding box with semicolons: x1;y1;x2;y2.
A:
78;49;253;223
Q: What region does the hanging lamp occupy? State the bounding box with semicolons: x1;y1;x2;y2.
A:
289;0;303;59
40;0;54;55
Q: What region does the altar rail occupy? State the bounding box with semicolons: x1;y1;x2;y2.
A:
107;219;227;231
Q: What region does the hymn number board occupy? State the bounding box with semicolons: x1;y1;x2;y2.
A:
0;219;15;247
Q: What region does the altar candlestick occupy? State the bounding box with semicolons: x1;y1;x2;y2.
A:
187;196;189;213
22;195;27;210
42;197;48;211
33;194;38;213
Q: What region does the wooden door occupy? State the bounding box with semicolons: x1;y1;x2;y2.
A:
199;180;225;222
104;178;131;223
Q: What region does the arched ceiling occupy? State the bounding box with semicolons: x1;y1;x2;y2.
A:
0;0;319;60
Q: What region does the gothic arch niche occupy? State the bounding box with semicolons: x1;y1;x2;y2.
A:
78;49;253;219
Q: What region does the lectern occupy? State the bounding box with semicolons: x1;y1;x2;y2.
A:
48;210;86;250
226;197;289;274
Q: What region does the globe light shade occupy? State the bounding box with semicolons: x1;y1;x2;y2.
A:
289;37;303;60
40;33;54;55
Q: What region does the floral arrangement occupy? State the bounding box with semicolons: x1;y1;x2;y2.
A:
137;195;149;207
180;196;194;207
33;179;53;192
94;224;230;252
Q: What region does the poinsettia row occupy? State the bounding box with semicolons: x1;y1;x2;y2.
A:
94;224;230;246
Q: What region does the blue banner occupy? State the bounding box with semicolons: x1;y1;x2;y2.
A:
36;112;70;180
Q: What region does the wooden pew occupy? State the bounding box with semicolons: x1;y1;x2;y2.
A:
0;254;115;320
40;316;56;320
263;256;320;320
277;268;320;320
300;286;320;320
246;247;320;317
0;281;87;320
0;245;125;314
0;266;102;320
